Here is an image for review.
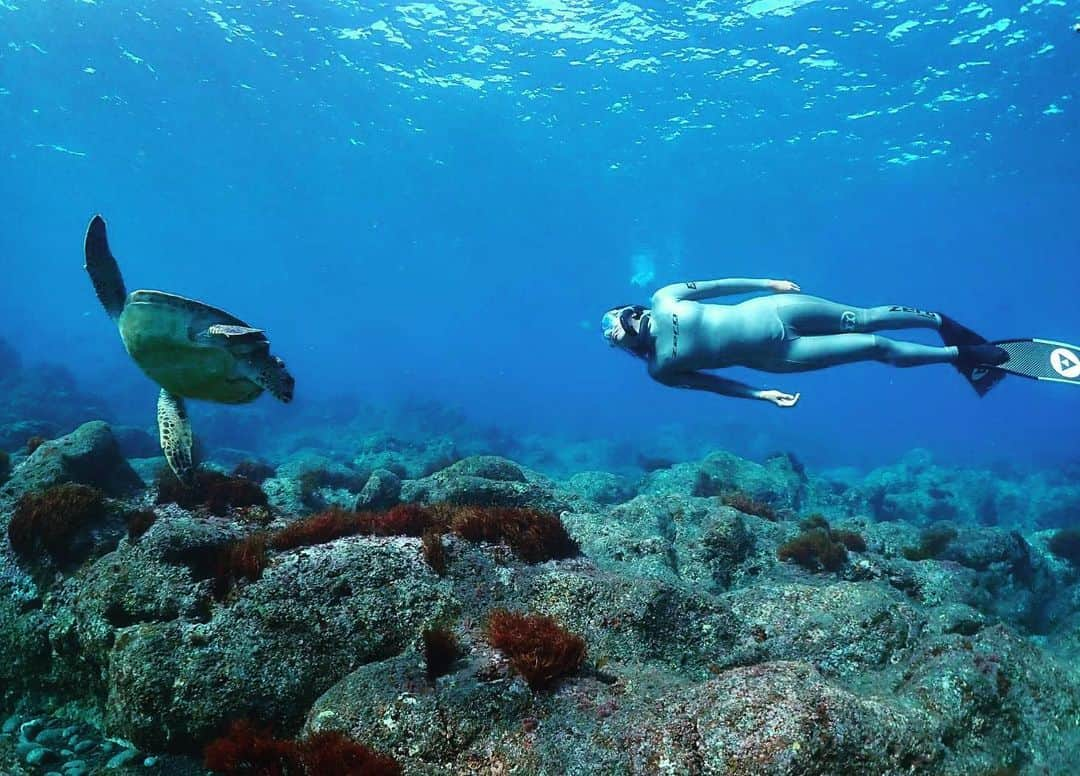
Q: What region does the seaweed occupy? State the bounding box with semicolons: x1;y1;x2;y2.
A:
777;515;862;572
204;720;299;775
156;468;269;516
25;436;47;455
269;503;575;565
902;525;958;562
832;529;867;552
126;508;157;542
421;529;447;574
7;483;107;563
203;719;401;776
778;529;848;572
212;534;269;601
269;507;363;551
1047;527;1080;567
450;506;579;563
720;491;778;522
299;730;402;776
372;503;442;537
487;609;586;691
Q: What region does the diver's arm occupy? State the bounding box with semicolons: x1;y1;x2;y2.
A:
652;370;800;407
652;278;800;303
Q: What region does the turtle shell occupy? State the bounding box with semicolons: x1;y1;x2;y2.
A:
118;290;266;403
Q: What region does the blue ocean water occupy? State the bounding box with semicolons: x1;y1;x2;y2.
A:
1;0;1078;471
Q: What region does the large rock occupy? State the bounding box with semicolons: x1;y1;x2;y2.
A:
354;468;401;511
400;455;575;511
641;450;808;513
564;470;635;505
43;522;453;752
0;421;142;501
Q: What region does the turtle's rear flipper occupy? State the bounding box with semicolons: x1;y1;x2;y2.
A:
84;215;127;320
157;389;195;485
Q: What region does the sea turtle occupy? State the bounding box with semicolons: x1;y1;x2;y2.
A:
84;214;294;484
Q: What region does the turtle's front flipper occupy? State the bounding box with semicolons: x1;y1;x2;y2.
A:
84;215;128;320
197;324;266;341
157;389;195;484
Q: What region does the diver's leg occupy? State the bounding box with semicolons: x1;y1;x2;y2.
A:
776;296;941;336
777;334;957;371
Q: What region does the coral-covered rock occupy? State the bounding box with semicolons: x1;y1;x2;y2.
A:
354;468;401;512
624;661;937;774
565;471;634;505
641;450;806;513
351;432;459;481
96;535;452;751
4;440;1080;775
724;581;926;677
400;456;574;511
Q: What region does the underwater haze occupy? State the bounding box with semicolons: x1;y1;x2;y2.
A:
1;0;1079;470
8;3;1080;775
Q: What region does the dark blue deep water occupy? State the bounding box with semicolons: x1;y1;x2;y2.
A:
1;0;1078;471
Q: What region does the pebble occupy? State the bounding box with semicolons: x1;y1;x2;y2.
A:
15;740;38;757
144;755;160;767
62;724;80;738
73;739;96;754
63;759;89;772
106;748;140;769
66;768;89;776
25;745;59;766
100;740;115;754
44;772;64;776
20;718;43;740
36;727;67;747
2;714;21;734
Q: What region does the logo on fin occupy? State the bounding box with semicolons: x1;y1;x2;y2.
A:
1050;348;1080;379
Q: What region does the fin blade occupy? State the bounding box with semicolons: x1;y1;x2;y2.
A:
84;215;127;319
993;339;1080;385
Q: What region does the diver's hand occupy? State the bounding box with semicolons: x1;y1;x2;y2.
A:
759;389;800;407
768;279;801;293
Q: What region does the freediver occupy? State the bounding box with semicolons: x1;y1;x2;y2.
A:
601;278;1015;407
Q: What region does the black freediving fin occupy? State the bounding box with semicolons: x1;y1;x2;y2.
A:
988;339;1080;386
939;314;1007;396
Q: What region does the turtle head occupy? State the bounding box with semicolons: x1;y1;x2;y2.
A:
258;354;295;403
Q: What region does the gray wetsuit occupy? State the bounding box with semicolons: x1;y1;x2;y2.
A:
644;279;955;399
